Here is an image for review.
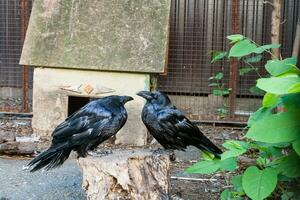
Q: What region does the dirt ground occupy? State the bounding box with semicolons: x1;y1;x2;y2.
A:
169;125;245;200
0;117;245;199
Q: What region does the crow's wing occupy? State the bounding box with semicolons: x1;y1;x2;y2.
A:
52;106;112;143
157;107;201;139
157;107;222;156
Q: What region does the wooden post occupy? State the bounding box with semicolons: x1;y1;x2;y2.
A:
78;149;170;200
20;0;30;112
271;0;282;58
292;17;300;58
229;0;240;119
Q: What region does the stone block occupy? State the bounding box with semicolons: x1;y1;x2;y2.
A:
0;131;15;143
0;141;36;155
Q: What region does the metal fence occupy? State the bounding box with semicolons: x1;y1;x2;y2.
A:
0;0;32;113
0;0;299;123
158;0;300;123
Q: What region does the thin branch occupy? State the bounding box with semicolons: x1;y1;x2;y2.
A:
170;176;218;182
243;61;262;78
263;1;274;7
238;156;257;166
280;19;287;25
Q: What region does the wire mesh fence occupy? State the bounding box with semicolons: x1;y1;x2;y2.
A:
0;0;299;122
158;0;300;123
0;0;32;113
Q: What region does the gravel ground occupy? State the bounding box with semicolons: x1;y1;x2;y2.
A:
0;118;245;200
0;158;85;200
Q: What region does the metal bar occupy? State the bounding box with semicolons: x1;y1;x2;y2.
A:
191;119;247;126
157;0;298;124
228;0;240;120
20;0;30;112
0;112;33;118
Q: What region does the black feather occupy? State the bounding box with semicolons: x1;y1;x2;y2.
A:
28;95;133;172
137;91;222;158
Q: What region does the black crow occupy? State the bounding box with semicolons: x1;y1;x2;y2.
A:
137;91;222;158
28;95;133;172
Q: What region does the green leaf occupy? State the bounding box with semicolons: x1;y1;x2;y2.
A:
211;51;228;63
202;151;215;160
229;39;257;57
262;93;279;107
281;192;294;200
256;157;268;167
221;189;231;200
221;140;249;160
208;83;220;87
220;157;237;171
249;86;265;95
246;109;300;143
217;107;229;118
251;141;285;158
239;67;258;76
252;141;290;149
223;140;250;150
243;55;263;63
213;89;231;96
253;44;281;54
231;175;243;193
221;149;246;160
242;166;277;200
292;140;300;156
264;147;283;158
215;72;224;80
220;189;243;200
277;152;300;178
278;73;300;78
280;93;300;109
288;82;300;93
247;107;272;127
213;89;224;96
257;77;300;95
227;34;244;43
185;160;220;174
265;57;299;76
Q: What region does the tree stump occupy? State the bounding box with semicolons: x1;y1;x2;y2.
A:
78;149;170;200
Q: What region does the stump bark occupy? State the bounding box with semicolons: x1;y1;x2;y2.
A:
78;149;170;200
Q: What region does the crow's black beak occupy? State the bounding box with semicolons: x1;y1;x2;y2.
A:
123;96;134;103
136;91;153;100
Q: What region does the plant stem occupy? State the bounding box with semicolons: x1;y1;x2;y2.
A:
243;61;262;78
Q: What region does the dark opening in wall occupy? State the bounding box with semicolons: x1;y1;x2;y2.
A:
68;96;91;116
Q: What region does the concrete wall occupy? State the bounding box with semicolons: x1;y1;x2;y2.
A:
20;0;170;73
32;67;149;146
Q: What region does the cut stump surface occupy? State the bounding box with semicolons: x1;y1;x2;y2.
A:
78;149;170;200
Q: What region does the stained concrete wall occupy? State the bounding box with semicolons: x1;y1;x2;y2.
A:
32;68;149;146
20;0;170;73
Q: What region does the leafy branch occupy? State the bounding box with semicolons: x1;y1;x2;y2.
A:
188;35;300;200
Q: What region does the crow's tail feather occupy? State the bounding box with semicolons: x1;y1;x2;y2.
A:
195;136;223;159
28;143;71;172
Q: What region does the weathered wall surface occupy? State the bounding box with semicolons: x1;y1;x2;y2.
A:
20;0;170;73
32;68;149;146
